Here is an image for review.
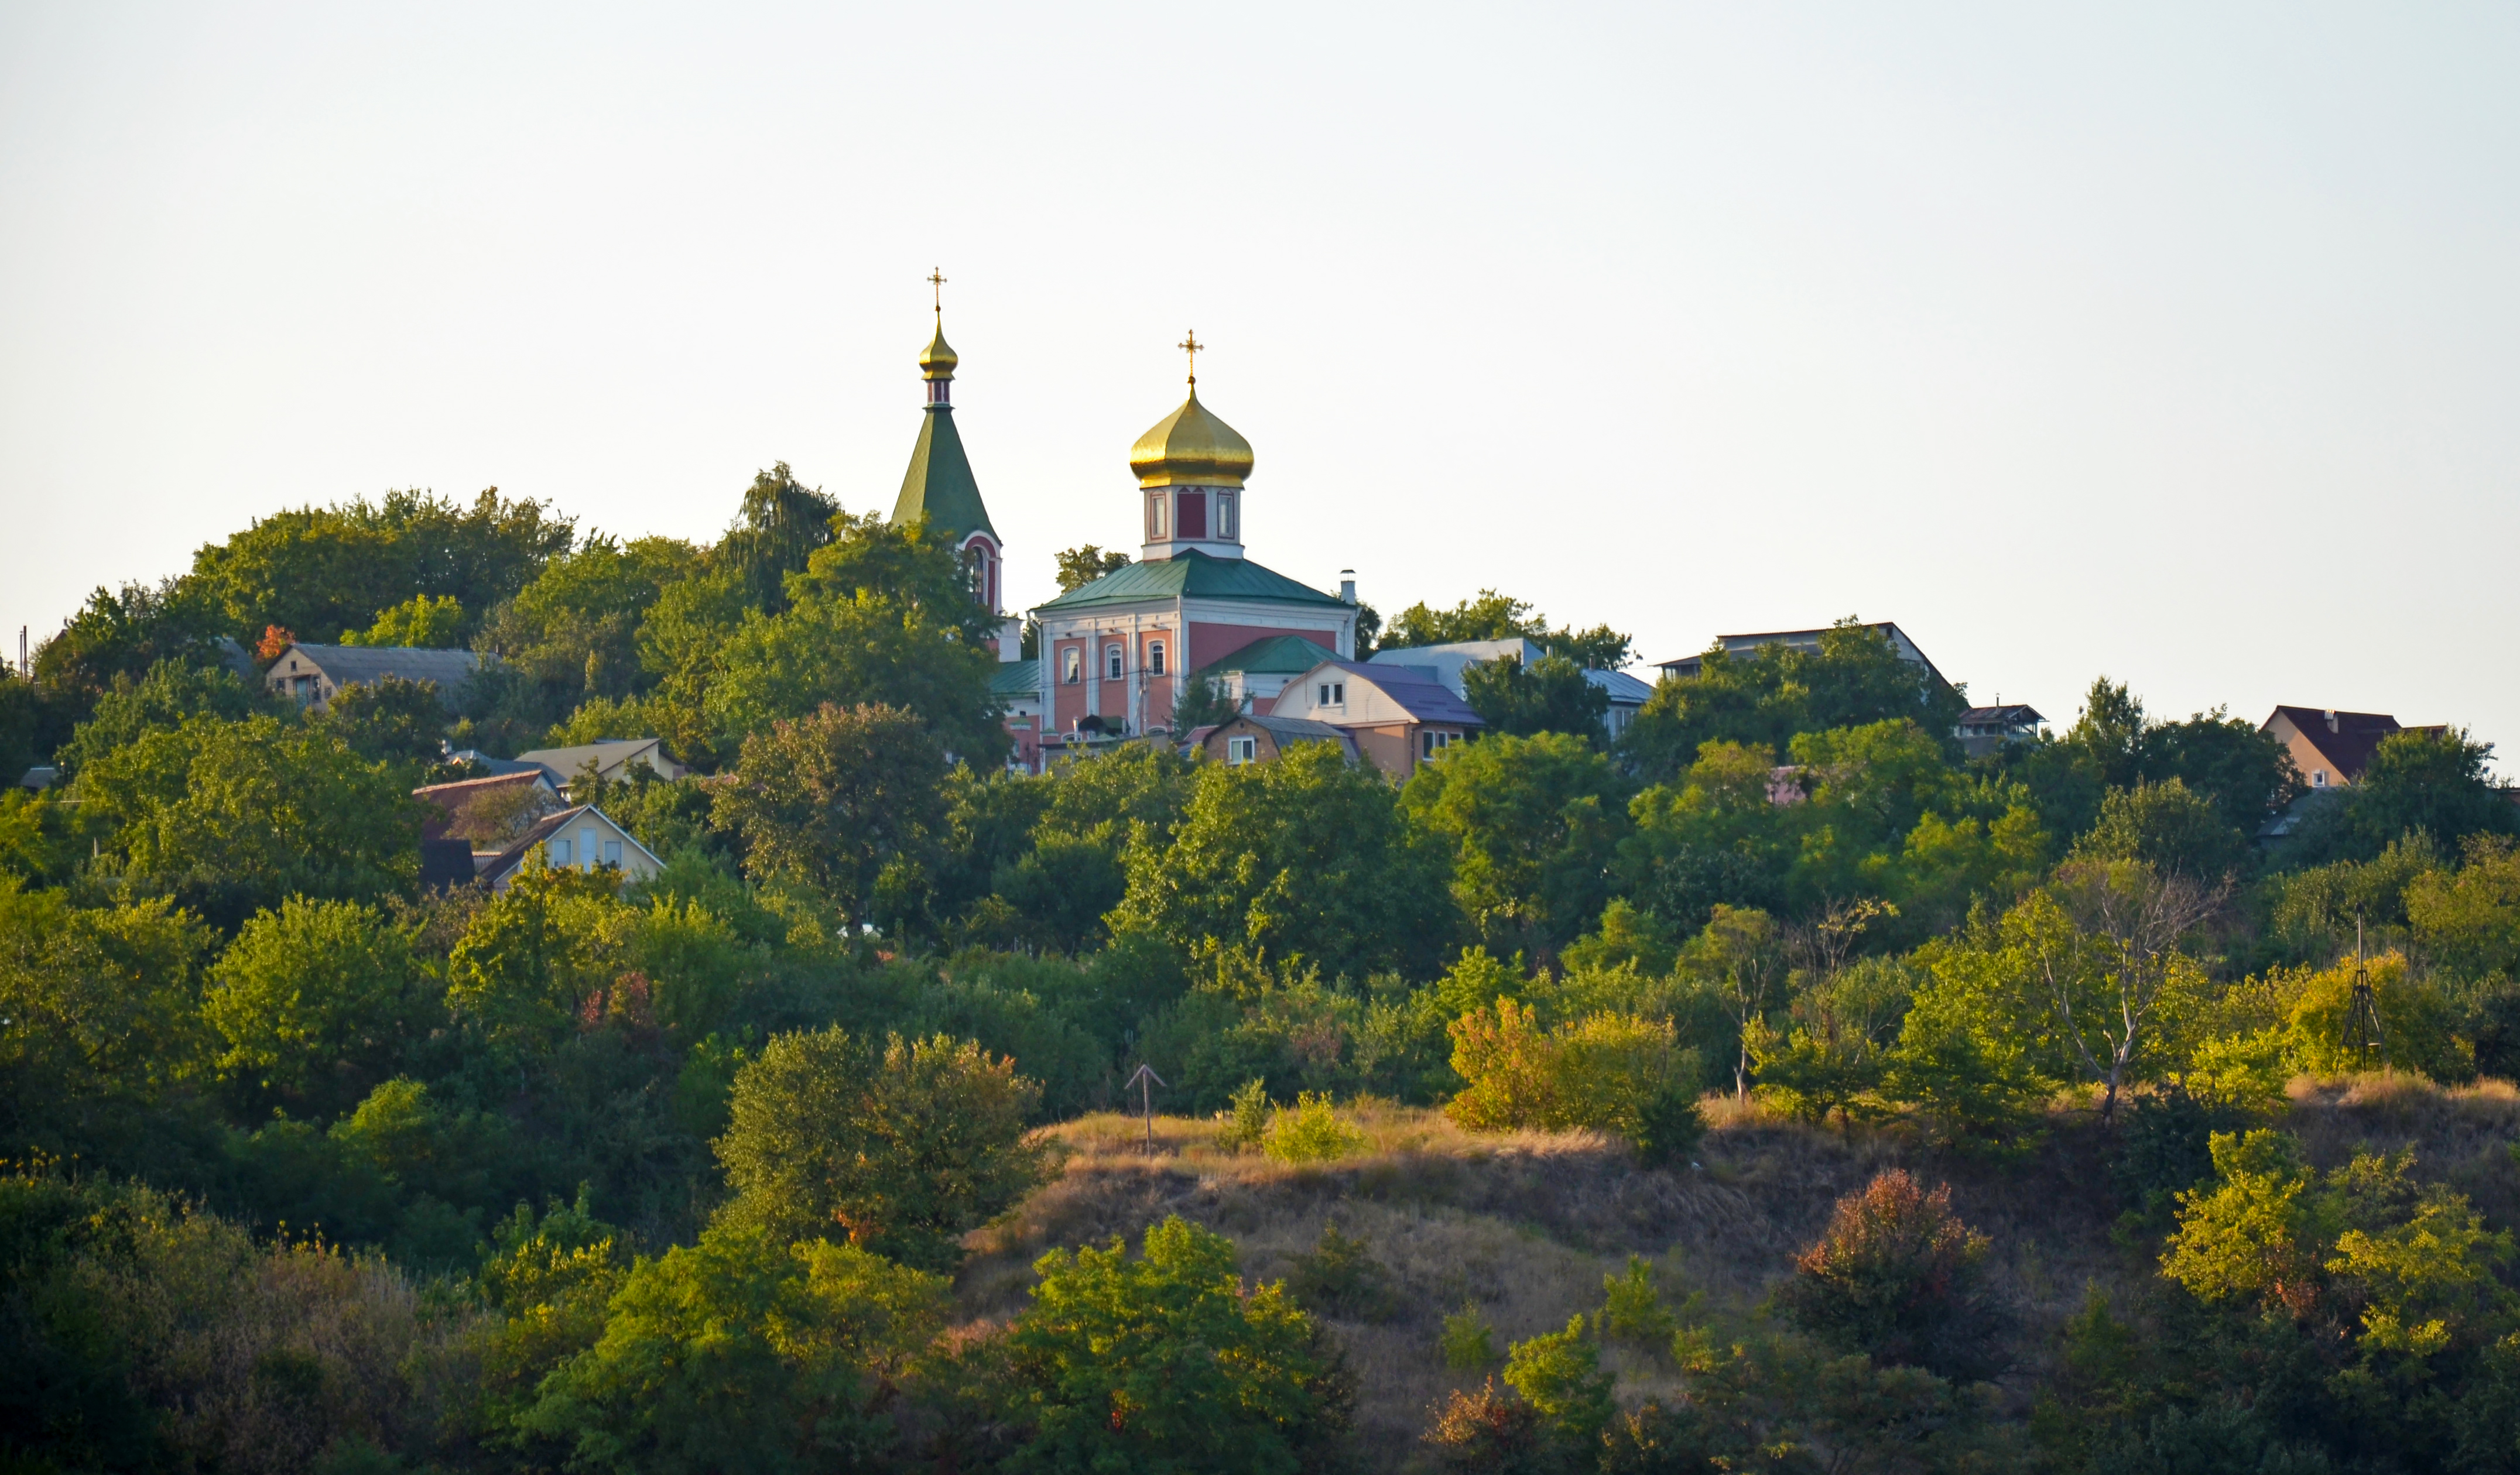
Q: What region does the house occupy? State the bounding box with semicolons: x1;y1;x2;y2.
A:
1653;622;1947;687
509;738;687;790
476;805;665;891
2261;706;2441;791
1268;660;1482;780
1956;704;2047;759
412;770;562;889
1190;713;1360;767
1365;637;1653;740
263;642;482;712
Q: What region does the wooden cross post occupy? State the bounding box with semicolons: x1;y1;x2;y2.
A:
1126;1063;1167;1154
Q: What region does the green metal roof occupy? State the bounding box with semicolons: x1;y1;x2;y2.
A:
889;406;996;544
988;659;1042;698
1191;633;1337;680
1034;548;1350;613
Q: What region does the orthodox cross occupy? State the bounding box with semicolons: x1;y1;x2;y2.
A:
1125;1062;1167;1152
927;267;947;318
1178;329;1202;386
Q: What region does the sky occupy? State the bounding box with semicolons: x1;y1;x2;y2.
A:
3;2;2515;765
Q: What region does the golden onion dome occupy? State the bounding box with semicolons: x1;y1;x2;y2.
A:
1129;387;1254;489
919;322;958;381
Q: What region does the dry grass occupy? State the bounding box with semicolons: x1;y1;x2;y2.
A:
955;1082;2520;1469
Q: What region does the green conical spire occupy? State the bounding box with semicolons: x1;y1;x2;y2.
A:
891;398;995;543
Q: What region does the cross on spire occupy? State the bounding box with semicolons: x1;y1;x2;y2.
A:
1178;329;1202;386
927;267;947;318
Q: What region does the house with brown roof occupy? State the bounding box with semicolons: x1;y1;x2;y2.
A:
1268;659;1483;780
2261;706;2443;791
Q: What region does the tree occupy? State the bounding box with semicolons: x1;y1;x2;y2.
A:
29;578;227;729
204;897;437;1120
186;486;573;650
1053;545;1131;594
1379;588;1631;671
711;462;839;615
53;657;282;780
1403;731;1629;956
316;676;451;767
1774;1170;2002;1380
523;1225;947;1475
340;593;464;647
2070;777;2252;882
2037;862;2227;1121
76;714;425;921
713;704;947;931
2303;728;2519;864
1462;653;1611;743
471;534;701;726
1619;621;1967;783
1444;999;1694;1138
0;886;213;1158
1111;740;1458;981
715;1026;1045;1271
704;514;1005;764
1005;1215;1353;1474
1171;674;1242;734
1683;904;1784;1099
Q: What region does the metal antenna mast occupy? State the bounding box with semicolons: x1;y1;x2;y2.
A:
2341;911;2387;1071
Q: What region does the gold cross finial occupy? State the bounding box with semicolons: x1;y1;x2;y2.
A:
1178;329;1202;386
927;267;947;317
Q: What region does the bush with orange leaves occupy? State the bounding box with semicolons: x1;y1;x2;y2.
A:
1772;1169;2005;1381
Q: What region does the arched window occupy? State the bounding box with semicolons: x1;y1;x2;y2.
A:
1063;647;1081;684
1148;641;1166;675
1105;644;1124;681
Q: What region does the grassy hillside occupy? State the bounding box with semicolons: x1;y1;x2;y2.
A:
958;1076;2520;1465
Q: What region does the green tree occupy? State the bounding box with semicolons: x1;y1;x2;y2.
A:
204;897;437;1120
316;675;451;767
1619;620;1966;783
186;487;572;650
28;578;227;728
700;462;838;616
473;534;701;726
53;656;283;780
2307;728;2518;864
1403;730;1629;956
1502;1314;1617;1448
1005;1215;1352;1474
1053;545;1132;593
340;592;464;647
76;714;424;920
523;1225;946;1475
713;703;947;931
1112;740;1458;981
1380;588;1631;671
0;885;214;1158
1461;652;1611;743
2072;777;2252;881
715;1026;1045;1271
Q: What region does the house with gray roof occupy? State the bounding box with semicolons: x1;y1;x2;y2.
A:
1367;637;1653;740
264;642;482;712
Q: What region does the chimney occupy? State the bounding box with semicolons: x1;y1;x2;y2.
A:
2326;709;2339;733
998;616;1023;663
1338;570;1357;604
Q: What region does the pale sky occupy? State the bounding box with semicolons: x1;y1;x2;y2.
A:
4;4;2515;767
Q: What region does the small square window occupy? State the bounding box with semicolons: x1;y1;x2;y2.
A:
548;838;573;866
602;839;624;866
1227;736;1257;764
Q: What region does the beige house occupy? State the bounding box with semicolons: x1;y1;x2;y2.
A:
477;805;665;891
2261;706;2440;791
511;739;687;789
1267;660;1482;780
265;642;482;712
1191;713;1360;767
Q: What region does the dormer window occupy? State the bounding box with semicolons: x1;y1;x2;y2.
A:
1317;681;1345;707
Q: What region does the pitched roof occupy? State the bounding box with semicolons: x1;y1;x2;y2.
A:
1300;659;1484;727
1652;622;1948;688
1035;548;1350;613
889;405;995;544
512;739;669;784
279;643;482;704
2265;706;2404;783
989;660;1042;698
1193;633;1339;679
1959;704;2045;725
476;805;662;889
412;770;557;839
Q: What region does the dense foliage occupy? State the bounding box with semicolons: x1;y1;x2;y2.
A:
5;480;2518;1473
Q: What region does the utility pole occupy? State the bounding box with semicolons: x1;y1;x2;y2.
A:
1125;1063;1167;1154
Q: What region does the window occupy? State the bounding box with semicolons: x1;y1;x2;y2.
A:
602;839;624;866
548;838;573;866
1147;640;1166;675
1421;730;1458;759
1063;648;1081;684
1105;644;1124;680
1148;492;1168;540
1316;681;1345;707
1176;491;1207;540
1217;492;1237;540
1227;735;1258;764
2313;769;2329;787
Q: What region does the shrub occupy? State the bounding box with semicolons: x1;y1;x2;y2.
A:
1263;1092;1367;1164
1503;1314;1617;1446
1221;1077;1269;1152
1446;999;1697;1141
1287;1224;1401;1322
1005;1215;1354;1473
1422;1380;1549;1473
1598;1255;1680;1350
1442;1304;1500;1370
1773;1169;2002;1380
2277;951;2471;1082
1631;1083;1706;1169
714;1026;1046;1270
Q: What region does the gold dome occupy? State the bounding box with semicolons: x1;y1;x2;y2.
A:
919;323;958;381
1129;387;1254;489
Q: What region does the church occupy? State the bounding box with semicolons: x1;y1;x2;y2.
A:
887;306;1367;774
